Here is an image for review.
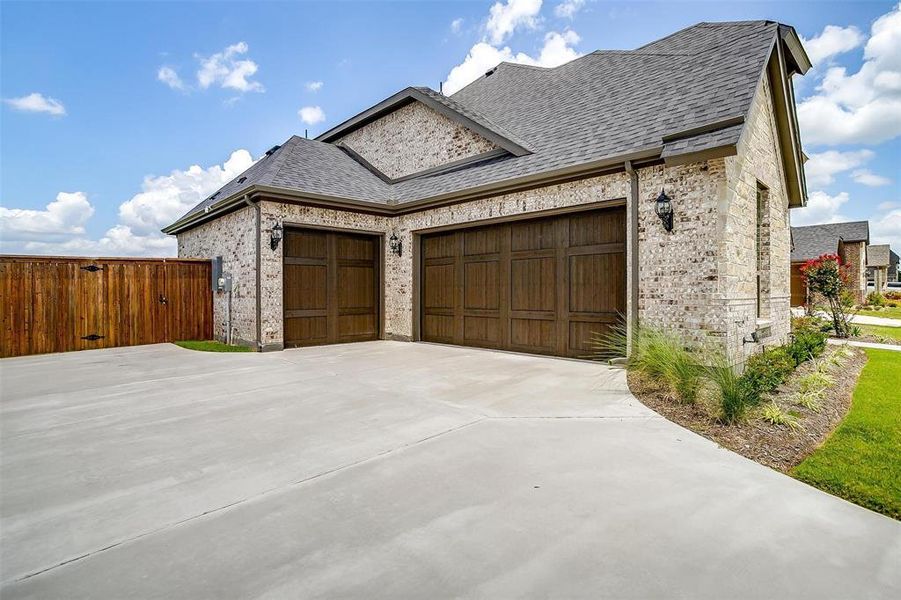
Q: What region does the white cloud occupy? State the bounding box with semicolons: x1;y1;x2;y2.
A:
4;92;66;116
450;18;464;34
851;169;892;186
804;149;873;186
1;150;255;257
444;30;582;94
298;105;325;125
157;66;187;91
305;80;323;92
555;0;585;19
871;208;901;251
790;190;851;226
798;4;901;145
878;200;900;210
801;25;864;66
0;192;93;242
486;0;542;45
118;150;254;235
196;42;264;93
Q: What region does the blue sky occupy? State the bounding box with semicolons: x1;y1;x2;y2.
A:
1;0;899;255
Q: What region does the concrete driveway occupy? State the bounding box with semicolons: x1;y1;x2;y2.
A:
1;342;899;599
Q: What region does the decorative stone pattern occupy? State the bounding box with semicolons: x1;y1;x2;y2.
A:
337;101;499;179
723;74;792;360
177;72;796;365
177;205;257;347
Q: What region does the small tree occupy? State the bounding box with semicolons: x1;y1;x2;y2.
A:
801;254;853;338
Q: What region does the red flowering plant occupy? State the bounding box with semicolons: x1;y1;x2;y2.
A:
800;253;853;338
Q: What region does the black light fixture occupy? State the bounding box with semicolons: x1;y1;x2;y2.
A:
388;232;403;257
655;189;674;232
270;222;283;250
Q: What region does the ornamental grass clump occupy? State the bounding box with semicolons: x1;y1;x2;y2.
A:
703;350;758;424
588;324;702;404
761;402;802;431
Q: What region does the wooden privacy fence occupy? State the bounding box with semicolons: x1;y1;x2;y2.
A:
1;256;213;358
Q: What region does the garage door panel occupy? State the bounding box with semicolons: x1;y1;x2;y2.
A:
569;254;626;313
424;264;455;310
511;219;556;251
423;233;456;259
421;206;625;358
463;316;499;345
463;228;499;255
511;257;555;312
463;261;499;310
511;318;555;351
284;265;327;310
569;209;626;246
423;314;454;341
284;229;379;348
285;230;327;259
337;266;375;309
284;316;327;345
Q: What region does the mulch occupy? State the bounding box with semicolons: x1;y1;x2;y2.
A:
629;345;868;473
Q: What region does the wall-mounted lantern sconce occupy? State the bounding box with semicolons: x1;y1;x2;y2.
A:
388;232;403;257
655;189;674;232
270;222;283;250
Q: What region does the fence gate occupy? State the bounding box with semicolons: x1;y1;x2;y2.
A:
1;256;213;358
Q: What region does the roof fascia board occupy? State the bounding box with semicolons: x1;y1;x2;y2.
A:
662;143;737;167
770;39;807;208
660;115;745;143
779;25;812;75
337;143;510;185
316;87;531;157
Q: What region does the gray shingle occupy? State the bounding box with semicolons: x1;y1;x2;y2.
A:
790;221;869;262
171;20;787;230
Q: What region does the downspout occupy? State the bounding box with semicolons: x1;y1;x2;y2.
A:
624;161;640;355
244;195;263;351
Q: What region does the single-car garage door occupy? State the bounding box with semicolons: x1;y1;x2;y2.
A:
421;206;626;358
283;228;379;347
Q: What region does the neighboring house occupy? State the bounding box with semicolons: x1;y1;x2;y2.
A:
790;221;869;306
866;244;897;291
164;21;811;362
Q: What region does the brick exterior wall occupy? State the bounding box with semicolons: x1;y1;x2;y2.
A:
176;73;794;363
841;241;867;303
177;205;257;346
337;101;499;179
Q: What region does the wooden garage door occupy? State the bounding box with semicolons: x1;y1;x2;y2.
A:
283;228;379;347
790;263;806;307
421;206;626;358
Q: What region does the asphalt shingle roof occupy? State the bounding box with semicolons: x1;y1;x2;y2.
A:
790;221;869;262
171;21;790;230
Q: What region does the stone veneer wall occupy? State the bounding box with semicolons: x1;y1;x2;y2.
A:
337;101;499;179
841;241;867;303
722;74;793;361
177;205;257;346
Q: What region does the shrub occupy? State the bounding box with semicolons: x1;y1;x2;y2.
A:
761;402;802;431
885;290;901;301
795;390;823;412
742;347;795;395
798;371;833;394
867;291;886;307
801;254;854;337
703;351;759;424
786;329;827;366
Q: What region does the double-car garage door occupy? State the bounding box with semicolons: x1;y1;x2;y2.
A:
282;206;626;357
421;206;626;358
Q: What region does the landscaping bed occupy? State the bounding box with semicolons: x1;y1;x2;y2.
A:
852;324;901;346
629;344;867;472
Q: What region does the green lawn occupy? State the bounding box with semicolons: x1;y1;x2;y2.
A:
174;340;253;352
792;349;901;520
857;306;901;320
858;324;901;342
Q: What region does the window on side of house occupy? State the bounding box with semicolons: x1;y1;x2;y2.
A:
756;182;770;320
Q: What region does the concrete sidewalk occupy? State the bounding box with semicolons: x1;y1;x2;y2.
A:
2;342;899;599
